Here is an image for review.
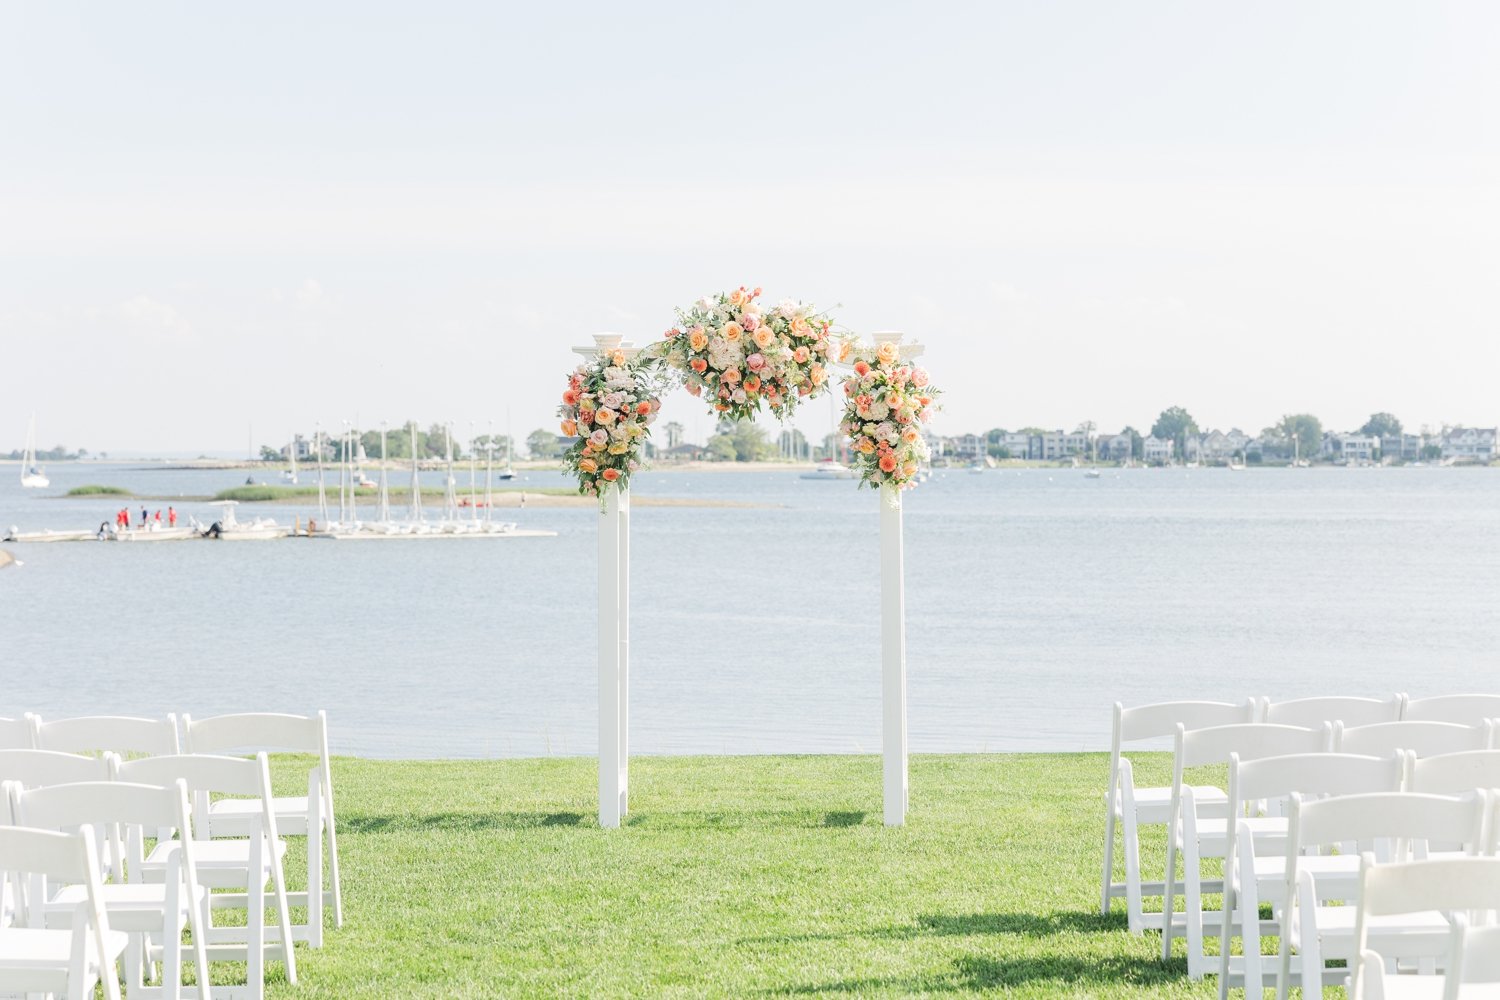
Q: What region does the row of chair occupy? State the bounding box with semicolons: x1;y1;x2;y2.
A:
0;711;342;999
1102;694;1500;997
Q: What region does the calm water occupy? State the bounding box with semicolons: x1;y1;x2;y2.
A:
3;463;1497;758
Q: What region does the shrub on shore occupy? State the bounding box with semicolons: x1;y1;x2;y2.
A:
66;484;133;496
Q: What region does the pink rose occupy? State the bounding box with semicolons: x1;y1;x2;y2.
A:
589;429;609;448
741;313;759;332
912;368;930;388
746;353;767;372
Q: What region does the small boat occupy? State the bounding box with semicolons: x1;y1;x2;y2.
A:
109;525;199;543
1084;468;1102;479
19;415;48;489
1228;459;1246;471
800;460;857;481
3;526;97;543
282;438;299;484
199;501;287;541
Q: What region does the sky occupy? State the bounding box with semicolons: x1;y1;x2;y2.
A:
2;2;1497;455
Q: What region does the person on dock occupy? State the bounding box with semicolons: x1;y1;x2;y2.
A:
154;510;162;530
168;506;177;528
97;521;110;541
139;506;148;528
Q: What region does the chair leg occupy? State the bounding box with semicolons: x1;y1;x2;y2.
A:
307;823;324;948
1102;793;1118;915
326;805;343;928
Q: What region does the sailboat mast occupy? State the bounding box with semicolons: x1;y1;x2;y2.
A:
485;421;494;525
444;423;457;522
408;422;424;522
468;423;478;523
316;427;328;523
378;421;390;523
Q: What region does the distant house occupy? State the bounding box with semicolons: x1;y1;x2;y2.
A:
1001;433;1032;459
1441;427;1498;461
659;443;708;462
954;434;986;461
1143;436;1174;464
1381;433;1425;461
1100;432;1133;462
1329;433;1380;463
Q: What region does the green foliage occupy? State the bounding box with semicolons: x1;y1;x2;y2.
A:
259;445;283;462
528;429;563;460
1120;426;1145;460
1150;407;1198;457
1421;443;1443;461
281;752;1207;999
66;484;133;496
705;435;738;461
1360;412;1403;438
1279;413;1323;462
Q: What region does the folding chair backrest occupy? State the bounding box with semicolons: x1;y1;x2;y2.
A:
1232;752;1403;807
1261;695;1402;730
1116;700;1255;746
1178;722;1330;772
0;824;103;899
0;748;112;788
1292;791;1488;856
112;752;264;799
11;779;195;885
1408;750;1500;796
0;715;35;749
1336;720;1492;758
182;711;325;755
1402;694;1500;726
32;714;180;756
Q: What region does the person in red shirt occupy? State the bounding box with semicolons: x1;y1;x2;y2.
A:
168;506;177;527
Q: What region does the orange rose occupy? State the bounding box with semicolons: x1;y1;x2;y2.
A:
809;364;825;385
579;408;595;425
596;408;617;424
636;401;652;415
601;468;621;482
689;328;708;351
743;375;761;392
714;402;730;412
853;360;870;376
561;419;578;436
562;388;580;405
577;457;598;473
879;454;898;473
611;350;626;366
689;358;708;374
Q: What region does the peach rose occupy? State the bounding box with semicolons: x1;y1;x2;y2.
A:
722;322;743;342
853;360;870;377
577;457;598;473
728;288;748;307
912;368;930;388
743;375;761;392
608;442;628;455
611;350;626;366
596;408;617;424
876;341;900;365
902;428;919;443
686;383;701;397
902;462;918;478
792;346;810;363
560;419;578;436
722;368;742;384
752;327;774;349
578;408;595;425
601;467;621;482
880;454;899;474
714;401;730;412
791;318;810;336
689;328;709;351
562;388;580;405
809;364;825;385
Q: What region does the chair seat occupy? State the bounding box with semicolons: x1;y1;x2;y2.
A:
1248;853;1361;899
210;795;316;836
0;926;129;980
1181;816;1289;856
1299;907;1452;959
143;839;287;889
1122;784;1228;824
46;882;207;932
1358;974;1449;1000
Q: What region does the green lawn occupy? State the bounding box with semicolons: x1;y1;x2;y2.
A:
253;752;1258;999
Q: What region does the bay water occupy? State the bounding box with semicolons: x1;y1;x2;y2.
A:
3;463;1496;758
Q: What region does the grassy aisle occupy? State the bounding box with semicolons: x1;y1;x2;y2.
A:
275;753;1218;999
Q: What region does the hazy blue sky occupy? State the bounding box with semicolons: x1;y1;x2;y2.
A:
2;2;1497;454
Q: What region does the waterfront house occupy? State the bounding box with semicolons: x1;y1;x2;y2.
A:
1441;427;1498;461
1143;436;1174;464
1101;432;1133;462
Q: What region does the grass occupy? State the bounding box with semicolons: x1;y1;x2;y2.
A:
64;484;133;496
258;751;1242;999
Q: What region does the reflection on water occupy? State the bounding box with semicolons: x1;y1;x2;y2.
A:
3;463;1498;758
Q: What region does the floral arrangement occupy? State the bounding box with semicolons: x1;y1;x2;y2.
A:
840;339;940;491
662;286;836;421
558;347;664;499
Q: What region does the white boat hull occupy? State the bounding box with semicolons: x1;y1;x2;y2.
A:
3;528;97;543
20;474;49;489
112;527;198;542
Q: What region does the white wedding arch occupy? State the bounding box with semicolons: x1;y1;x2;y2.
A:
569;326;929;829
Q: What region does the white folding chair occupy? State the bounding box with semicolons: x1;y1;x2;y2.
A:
113;752;297;1000
32;714;181;757
0;748;112;788
0;825;127;1000
1402;694;1500;727
11;779;212;1000
1336;721;1494;759
1348;854;1500;1000
1102;699;1257;934
0;715;36;749
1216;752;1404;997
183;710;343;943
1261;695;1403;730
1277;790;1490;999
1162;722;1332;975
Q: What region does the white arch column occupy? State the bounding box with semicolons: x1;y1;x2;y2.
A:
576;333;636;829
873;330;921;827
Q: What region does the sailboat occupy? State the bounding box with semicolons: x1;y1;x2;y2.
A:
496;410;517;480
801;393;858;480
1084;431;1102;478
282;436;299;484
19;415;49;489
